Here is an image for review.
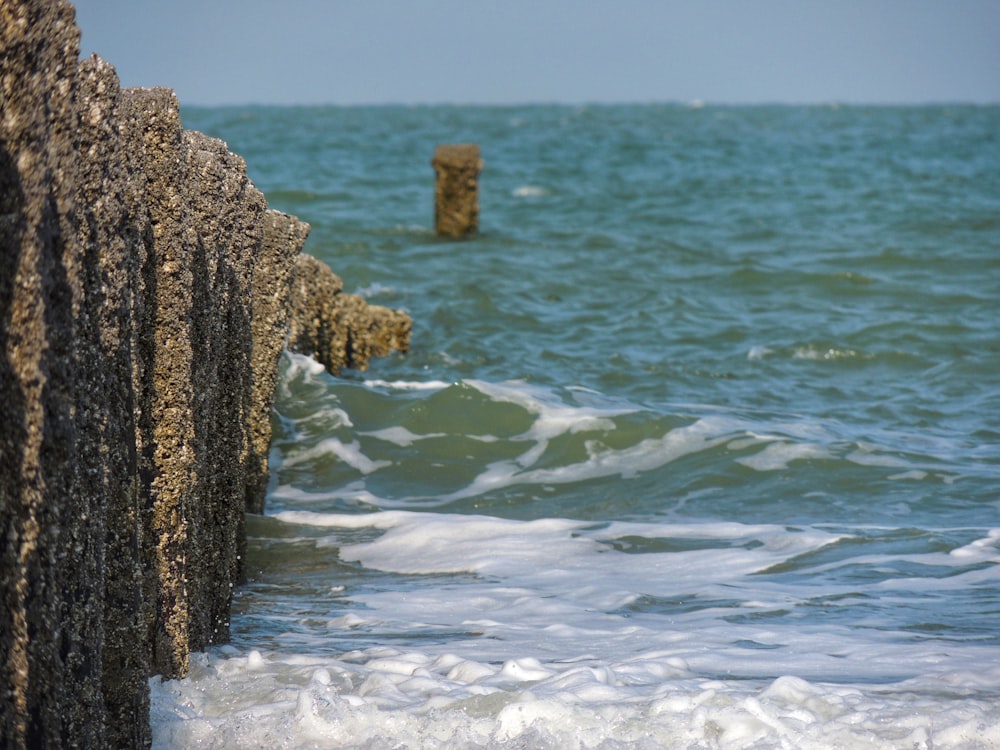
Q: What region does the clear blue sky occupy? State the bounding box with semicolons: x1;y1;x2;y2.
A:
73;0;1000;106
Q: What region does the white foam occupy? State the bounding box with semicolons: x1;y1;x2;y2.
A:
271;483;385;509
150;647;1000;749
281;510;593;577
289;405;353;431
747;345;774;361
156;505;1000;747
282;349;328;377
888;469;928;481
353;281;396;298
792;345;865;361
465;379;634;425
949;528;1000;561
260;510;1000;696
280;437;390;475
511;185;550;197
364;378;452;391
363;426;445;446
736;441;832;471
846;444;911;468
275;510;844;613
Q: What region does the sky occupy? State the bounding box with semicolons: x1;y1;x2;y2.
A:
72;0;1000;107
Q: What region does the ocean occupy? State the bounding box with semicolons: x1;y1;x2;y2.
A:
151;104;1000;748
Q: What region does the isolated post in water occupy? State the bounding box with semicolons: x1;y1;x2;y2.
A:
432;144;483;237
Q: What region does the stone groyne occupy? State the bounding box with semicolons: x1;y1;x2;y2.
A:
0;1;410;747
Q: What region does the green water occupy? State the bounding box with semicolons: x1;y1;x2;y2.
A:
159;104;1000;748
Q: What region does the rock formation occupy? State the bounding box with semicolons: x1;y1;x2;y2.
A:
0;1;410;747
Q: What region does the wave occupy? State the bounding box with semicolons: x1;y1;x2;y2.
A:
271;362;971;516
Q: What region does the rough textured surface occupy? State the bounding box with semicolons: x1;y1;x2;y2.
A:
287;253;412;376
432;143;483;237
1;1;407;746
1;2;104;746
77;55;153;750
127;86;198;683
246;211;311;515
126;104;272;676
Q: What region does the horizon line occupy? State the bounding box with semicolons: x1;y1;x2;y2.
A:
178;98;1000;110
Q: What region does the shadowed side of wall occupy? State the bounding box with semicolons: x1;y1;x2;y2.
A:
76;55;154;748
1;2;105;746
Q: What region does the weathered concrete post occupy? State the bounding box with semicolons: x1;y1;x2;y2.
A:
1;1;412;745
432;144;483;237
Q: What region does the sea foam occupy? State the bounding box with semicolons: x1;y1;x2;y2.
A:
151;646;1000;749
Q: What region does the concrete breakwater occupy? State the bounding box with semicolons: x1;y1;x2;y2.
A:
0;1;410;747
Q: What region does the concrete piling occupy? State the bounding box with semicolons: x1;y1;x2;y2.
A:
432;144;483;237
1;1;411;745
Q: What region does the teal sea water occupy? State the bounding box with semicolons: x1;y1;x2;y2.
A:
153;104;1000;748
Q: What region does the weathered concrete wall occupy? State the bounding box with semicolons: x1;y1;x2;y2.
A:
246;211;312;515
1;3;109;746
123;89;273;678
286;253;413;376
0;1;411;747
77;55;154;749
